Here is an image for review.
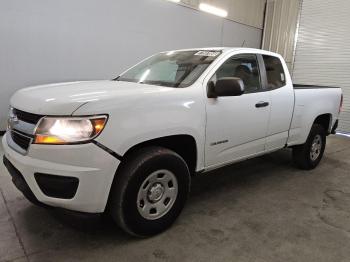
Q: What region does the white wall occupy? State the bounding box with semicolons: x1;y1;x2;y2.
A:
181;0;266;29
0;0;262;130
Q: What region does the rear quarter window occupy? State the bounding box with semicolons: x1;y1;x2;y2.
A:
262;55;286;89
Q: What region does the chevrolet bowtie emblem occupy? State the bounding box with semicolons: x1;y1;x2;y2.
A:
8;113;19;130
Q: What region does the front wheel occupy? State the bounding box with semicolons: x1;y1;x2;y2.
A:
108;146;190;237
292;124;326;170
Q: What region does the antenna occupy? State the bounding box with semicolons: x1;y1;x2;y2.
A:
241;40;246;47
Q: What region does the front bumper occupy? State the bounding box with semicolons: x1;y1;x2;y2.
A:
3;156;47;207
2;133;120;213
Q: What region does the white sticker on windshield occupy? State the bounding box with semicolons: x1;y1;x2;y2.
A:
194;51;220;57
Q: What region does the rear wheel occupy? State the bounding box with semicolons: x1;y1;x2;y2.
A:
292;124;326;170
108;146;190;237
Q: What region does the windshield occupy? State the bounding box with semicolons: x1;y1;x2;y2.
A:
116;50;222;88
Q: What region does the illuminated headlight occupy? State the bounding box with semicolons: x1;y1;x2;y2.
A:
33;115;108;144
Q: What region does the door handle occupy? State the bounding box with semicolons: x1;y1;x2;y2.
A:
255;101;269;108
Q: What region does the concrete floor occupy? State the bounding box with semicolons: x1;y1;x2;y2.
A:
1;135;350;262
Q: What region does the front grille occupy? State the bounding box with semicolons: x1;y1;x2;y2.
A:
8;108;43;152
11;131;32;150
13;108;43;125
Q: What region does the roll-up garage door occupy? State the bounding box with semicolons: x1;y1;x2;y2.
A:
292;0;350;133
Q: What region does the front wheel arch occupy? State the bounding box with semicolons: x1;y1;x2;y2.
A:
119;134;198;175
108;146;191;237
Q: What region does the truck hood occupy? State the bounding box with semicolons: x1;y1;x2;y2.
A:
10;80;171;115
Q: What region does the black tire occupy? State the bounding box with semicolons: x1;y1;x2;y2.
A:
292;124;326;170
108;146;191;237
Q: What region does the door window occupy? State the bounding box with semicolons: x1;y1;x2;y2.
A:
210;54;262;93
262;55;286;89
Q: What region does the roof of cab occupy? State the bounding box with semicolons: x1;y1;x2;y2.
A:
166;47;258;52
164;47;280;57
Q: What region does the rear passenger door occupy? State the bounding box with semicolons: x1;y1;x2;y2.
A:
205;53;271;167
260;54;294;150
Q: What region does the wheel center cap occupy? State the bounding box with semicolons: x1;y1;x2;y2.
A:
148;183;164;203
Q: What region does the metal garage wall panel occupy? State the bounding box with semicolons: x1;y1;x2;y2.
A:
0;0;262;130
262;0;301;70
293;0;350;133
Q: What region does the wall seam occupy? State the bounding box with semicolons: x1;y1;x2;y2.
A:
291;0;304;77
175;2;264;30
220;19;224;46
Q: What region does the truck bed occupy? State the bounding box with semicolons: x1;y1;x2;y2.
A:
287;85;342;147
293;84;341;89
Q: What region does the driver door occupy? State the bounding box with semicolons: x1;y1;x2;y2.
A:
205;53;271;167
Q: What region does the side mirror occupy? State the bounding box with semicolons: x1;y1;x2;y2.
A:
207;77;245;98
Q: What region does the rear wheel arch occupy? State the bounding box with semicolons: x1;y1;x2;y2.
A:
293;123;326;170
313;113;332;134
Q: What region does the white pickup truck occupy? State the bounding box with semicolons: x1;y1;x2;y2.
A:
2;48;342;237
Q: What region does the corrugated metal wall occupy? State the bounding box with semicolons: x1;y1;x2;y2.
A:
293;0;350;133
262;0;301;70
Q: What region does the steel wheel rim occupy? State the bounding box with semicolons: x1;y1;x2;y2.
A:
310;134;322;161
137;169;178;220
